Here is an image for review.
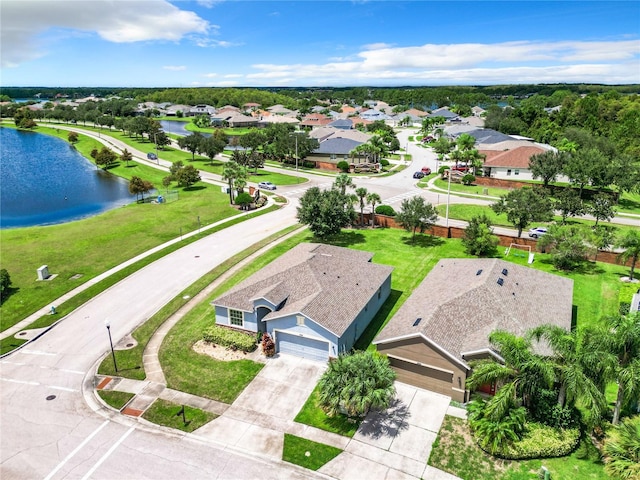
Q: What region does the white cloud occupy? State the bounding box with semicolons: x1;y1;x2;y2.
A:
163;65;187;71
362;42;394;50
245;39;640;85
224;74;243;78
1;0;210;67
203;73;218;78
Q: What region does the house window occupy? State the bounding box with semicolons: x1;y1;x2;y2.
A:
229;309;243;327
378;287;382;299
514;169;520;175
296;315;305;326
330;154;337;160
506;169;512;176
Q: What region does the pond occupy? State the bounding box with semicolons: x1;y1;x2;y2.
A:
160;120;210;137
0;127;136;229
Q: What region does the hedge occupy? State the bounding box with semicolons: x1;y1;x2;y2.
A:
202;325;257;352
477;422;580;460
375;205;396;216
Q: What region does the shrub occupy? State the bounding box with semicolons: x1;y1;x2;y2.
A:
261;332;275;357
235;192;253;209
438;165;450;176
375;205;396;216
202;325;257;352
380;159;389;167
462;174;476;185
336;160;350;172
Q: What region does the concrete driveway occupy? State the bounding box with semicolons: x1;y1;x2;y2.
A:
320;382;458;480
192;354;326;458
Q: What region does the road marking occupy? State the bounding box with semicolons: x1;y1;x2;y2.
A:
50;385;79;392
43;420;110;480
0;361;26;366
0;377;40;386
20;349;57;356
61;369;85;375
80;426;135;480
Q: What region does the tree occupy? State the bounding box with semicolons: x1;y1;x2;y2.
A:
14;108;37;129
317;351;396;419
616;229;640;281
221;160;247;204
588;312;640;425
355;187;368;226
297;187;356;238
555;188;586;224
199;130;227;165
120;148;133;167
491;188;554;237
162;175;172;192
177;132;203;161
366;192;381;227
67;131;79;144
537;224;590;271
153;131;171;150
466;330;555;421
95;147;117;170
603;415;640;480
462;214;499;256
128;176;154;203
174;165;201;188
0;268;12;301
528;325;606;423
591;225;616;261
529;150;566;187
332;173;355;196
235;192;253;210
396;196;438;243
589;193;616;227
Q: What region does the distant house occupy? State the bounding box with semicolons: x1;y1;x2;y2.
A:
471;106;486;117
481;145;550;180
300;113;333;128
374;258;573;402
267;104;295;115
307;137;365;167
212;243;393;361
428;107;460;122
359;109;391;121
165;104;192;116
328;119;353;130
188;104;216;117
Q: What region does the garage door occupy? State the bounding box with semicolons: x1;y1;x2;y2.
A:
276;331;329;362
389;357;453;397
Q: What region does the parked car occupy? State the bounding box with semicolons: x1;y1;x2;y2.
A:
528;227;547;239
147;152;158;160
452;164;469;172
258;181;276;190
413;171;425;179
421;167;432;175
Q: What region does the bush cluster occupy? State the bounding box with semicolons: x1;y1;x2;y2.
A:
493;422;581;460
202;325;257;352
375;205;396;216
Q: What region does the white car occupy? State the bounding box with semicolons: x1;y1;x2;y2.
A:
528;227;547;239
258;181;276;190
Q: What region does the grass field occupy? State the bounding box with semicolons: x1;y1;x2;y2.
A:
142;399;217;433
97;390;135;410
282;434;342;471
294;386;360;437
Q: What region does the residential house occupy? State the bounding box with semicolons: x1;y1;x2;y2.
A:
188;104;216;117
328;119;353;130
374;258;573;402
300;113;333;128
267;104;295;115
359;109;392;121
212;243;393;361
471;106;486;117
165;104;192;116
481;145;553;180
307;137;365;168
428;107;460;122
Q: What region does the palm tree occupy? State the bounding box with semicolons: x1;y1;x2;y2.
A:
588;312;640;425
466;330;555;421
528;325;606;423
616;229;640;281
367;192;381;227
355;187;368;226
221;160;247;205
603;415;640;480
333;173;355;195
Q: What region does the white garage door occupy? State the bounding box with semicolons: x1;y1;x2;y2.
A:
276;331;329;362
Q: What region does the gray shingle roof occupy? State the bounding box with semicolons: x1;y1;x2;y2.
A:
314;138;363;155
212;243;393;337
374;258;573;368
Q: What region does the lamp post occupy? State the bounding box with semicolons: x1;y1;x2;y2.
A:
445;162;452;227
290;132;300;184
104;320;118;373
153;133;159;164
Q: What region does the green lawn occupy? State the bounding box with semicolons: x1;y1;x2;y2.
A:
294;386;360;437
282;434;342;471
433;178;510;198
97;390;135;410
142;399;217;432
429;416;607;480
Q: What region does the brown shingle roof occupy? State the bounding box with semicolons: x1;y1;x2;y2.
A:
374;259;573;368
213;243;393;337
481;146;546;168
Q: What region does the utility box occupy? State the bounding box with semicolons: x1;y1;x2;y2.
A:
37;265;50;281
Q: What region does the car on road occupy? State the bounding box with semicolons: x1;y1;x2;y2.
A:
413;171;425;179
452;164;470;172
258;181;277;190
528;227;547;239
147;152;158;160
421;167;432;175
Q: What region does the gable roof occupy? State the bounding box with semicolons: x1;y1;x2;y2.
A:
428;107;459;119
314;137;363;155
213;243;393;337
481;145;547;168
309;127;370;143
374;258;573;369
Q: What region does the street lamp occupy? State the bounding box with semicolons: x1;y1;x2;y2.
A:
153;133;159;164
290;132;300;184
445;161;452;227
104;320;118;373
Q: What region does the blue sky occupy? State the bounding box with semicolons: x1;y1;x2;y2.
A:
1;1;639;87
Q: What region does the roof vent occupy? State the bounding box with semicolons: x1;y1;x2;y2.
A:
502;268;508;276
476;269;483;276
497;278;504;286
413;317;422;327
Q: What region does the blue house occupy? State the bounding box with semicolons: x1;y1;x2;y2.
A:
211;243;393;361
